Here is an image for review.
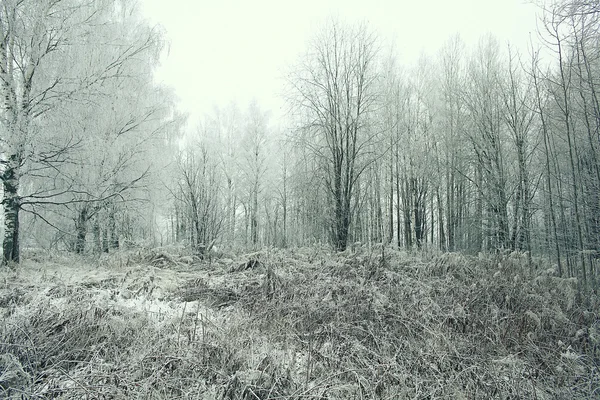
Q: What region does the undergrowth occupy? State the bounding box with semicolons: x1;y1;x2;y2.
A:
0;247;598;399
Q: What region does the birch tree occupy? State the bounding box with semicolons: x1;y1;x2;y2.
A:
0;0;163;262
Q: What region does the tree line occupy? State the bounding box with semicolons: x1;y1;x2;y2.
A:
280;1;599;293
2;0;598;293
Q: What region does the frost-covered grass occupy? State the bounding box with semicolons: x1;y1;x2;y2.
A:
0;247;598;399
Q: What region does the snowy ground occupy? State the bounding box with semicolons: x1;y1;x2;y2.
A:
1;247;598;398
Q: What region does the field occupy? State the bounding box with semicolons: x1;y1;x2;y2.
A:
1;247;598;399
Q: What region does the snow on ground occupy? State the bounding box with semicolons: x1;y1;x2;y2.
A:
0;248;597;399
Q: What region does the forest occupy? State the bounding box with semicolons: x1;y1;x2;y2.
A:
0;0;599;398
1;0;599;288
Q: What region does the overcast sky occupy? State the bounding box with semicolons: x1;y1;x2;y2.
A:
140;0;540;128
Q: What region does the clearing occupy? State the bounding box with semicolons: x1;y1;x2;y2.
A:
1;247;598;399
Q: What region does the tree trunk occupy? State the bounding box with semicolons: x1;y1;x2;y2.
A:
334;189;349;252
243;202;248;245
430;191;434;246
102;224;109;253
395;154;402;248
389;149;395;245
532;52;562;275
93;214;102;254
412;177;427;248
556;36;587;287
251;185;258;246
437;188;446;251
372;169;383;243
403;179;413;249
232;195;237;245
474;166;483;253
109;207;119;250
331;161;351;252
446;169;455;251
227;177;234;244
74;206;88;254
2;163;20;263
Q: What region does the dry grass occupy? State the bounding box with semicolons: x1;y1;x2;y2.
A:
0;247;598;399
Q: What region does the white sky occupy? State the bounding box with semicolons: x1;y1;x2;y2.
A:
140;0;540;128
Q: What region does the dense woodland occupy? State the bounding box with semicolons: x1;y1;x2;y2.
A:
1;0;599;292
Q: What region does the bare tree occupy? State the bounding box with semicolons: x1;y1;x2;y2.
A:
534;2;590;285
287;18;379;251
500;46;537;262
0;0;164;262
462;36;511;251
172;142;222;257
241;100;269;247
